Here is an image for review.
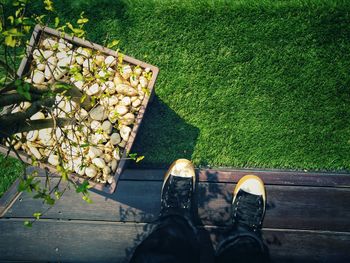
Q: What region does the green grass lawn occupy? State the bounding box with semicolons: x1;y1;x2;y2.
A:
0;154;24;198
1;0;350;192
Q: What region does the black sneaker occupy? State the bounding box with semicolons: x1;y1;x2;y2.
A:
232;175;266;231
160;159;196;219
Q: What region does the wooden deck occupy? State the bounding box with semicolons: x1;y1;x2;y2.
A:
0;167;350;262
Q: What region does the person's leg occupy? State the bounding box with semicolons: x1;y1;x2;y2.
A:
215;175;270;263
130;159;200;263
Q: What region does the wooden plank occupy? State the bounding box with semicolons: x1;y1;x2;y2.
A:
26;166;350;187
3;180;160;223
120;168;350;187
3;179;350;232
206;226;350;263
0;218;349;262
197;183;350;231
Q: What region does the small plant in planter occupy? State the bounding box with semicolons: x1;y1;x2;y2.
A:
0;0;158;208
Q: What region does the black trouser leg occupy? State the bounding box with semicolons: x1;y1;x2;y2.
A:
130;215;200;263
215;226;270;263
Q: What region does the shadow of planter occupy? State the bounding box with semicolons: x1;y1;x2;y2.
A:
130;96;200;169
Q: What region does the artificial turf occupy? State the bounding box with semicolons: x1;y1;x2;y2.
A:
1;0;350;191
0;154;24;198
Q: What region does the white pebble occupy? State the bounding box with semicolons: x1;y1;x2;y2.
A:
32;70;45;84
89;105;107;121
132;99;142;108
115;105;128;116
90;120;102;131
74;80;84;90
108;110;119;123
113;148;121;160
121;97;131;106
47;56;58;65
37;63;45;71
26;130;39;142
102;121;113;134
29;146;42;160
139;76;148;88
121;65;132;80
110;133;121;145
76;56;84;65
56;51;67;60
30;111;45;120
85;166;97;178
120;112;135;126
103;166;111;175
105;81;115;94
48;154;59;166
88;146;103;159
43;50;54;59
134;67;142;76
120;125;131;141
92;158;106;169
105;56;117;67
38;128;52;144
42;38;57;49
111;159;118;172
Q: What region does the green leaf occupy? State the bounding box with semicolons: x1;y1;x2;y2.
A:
90;96;96;107
107;40;120;49
8;16;14;25
24;220;32;227
82;195;92;204
77;18;89;24
53;17;60;28
45;195;55;205
76;180;91;194
43;0;54;11
3;28;24;37
18;180;28;192
54;190;62;200
128;153;137;160
54;82;72;91
33;212;42;220
56;164;68;181
15;8;23;18
79;143;90;148
136;156;145;163
74;72;84;81
23;25;31;33
5;35;16;47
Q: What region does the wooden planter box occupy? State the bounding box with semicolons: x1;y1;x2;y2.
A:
0;25;159;193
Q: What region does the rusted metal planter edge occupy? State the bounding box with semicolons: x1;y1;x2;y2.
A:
0;25;159;194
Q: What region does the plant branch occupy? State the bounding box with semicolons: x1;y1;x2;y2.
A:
0;118;74;138
0;93;41;107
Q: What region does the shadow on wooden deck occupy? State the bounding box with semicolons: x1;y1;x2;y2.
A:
0;167;350;262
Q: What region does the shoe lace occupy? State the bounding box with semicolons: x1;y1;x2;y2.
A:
164;176;193;209
233;191;263;230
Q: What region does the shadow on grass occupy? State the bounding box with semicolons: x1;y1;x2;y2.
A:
130;95;200;168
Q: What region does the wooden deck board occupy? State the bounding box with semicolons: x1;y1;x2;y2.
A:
0;219;349;263
4;180;350;231
1;168;350;262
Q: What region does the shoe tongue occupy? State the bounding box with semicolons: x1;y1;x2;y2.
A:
236;191;263;228
169;176;192;207
172;176;192;193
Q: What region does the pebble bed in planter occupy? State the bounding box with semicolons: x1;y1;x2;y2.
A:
1;26;158;192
